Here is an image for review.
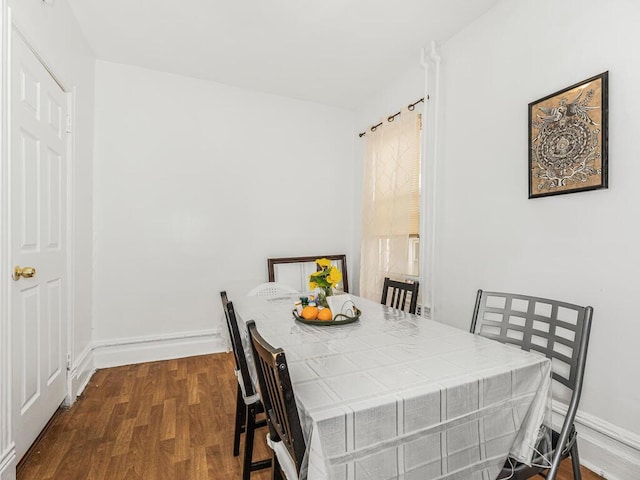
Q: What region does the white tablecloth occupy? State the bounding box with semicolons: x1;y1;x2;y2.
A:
233;294;552;480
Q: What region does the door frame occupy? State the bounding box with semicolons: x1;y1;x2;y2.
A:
0;5;76;476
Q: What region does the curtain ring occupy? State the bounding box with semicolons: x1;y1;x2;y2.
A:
407;98;425;111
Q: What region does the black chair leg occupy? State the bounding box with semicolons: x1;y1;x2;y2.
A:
271;451;284;480
233;384;245;457
243;404;271;479
243;404;259;480
570;441;582;480
233;390;271;479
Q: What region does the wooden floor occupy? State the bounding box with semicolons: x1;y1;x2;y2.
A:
17;352;604;480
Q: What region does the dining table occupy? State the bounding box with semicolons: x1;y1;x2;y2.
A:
233;293;552;480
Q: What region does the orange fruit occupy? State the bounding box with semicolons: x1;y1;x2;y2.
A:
317;308;333;321
301;306;318;320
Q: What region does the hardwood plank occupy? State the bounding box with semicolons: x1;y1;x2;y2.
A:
112;418;136;456
86;441;115;480
16;352;604;480
160;398;177;441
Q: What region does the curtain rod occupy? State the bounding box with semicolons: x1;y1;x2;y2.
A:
358;97;427;138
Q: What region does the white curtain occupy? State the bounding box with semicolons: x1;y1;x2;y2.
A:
359;109;421;301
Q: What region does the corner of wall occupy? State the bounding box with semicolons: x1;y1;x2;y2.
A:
66;329;227;402
0;448;16;480
66;344;95;403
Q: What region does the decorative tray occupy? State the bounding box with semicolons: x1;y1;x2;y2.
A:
292;308;361;326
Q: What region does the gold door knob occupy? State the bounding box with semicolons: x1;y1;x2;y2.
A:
13;265;36;281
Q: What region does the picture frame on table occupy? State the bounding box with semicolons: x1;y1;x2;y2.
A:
528;71;608;198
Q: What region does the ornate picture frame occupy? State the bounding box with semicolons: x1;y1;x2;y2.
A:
528;72;608;198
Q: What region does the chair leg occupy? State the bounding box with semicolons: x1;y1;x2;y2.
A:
570;441;582;480
233;384;245;457
242;404;258;480
237;396;271;478
271;450;284;480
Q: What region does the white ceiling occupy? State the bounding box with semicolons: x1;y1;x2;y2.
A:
66;0;500;109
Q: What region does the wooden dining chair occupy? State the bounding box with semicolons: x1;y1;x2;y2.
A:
380;277;420;314
246;320;306;480
470;290;593;480
220;292;271;479
267;254;349;293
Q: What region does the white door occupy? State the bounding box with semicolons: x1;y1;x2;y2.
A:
10;31;69;461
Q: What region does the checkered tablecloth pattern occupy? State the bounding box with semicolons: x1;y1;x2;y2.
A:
234;294;551;480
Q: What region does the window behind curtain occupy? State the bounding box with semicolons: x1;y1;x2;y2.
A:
360;109;421;302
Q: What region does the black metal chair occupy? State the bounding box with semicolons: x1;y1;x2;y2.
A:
470;289;593;480
220;292;271;479
381;277;419;314
247;320;306;480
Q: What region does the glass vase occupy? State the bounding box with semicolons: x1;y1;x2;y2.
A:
318;287;333;308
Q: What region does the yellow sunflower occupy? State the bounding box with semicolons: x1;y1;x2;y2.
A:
328;267;342;286
316;258;332;269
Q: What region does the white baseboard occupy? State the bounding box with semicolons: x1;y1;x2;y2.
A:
92;329;226;369
553;402;640;479
0;448;16;480
66;344;95;404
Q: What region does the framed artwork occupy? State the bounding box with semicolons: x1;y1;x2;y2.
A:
528;71;608;198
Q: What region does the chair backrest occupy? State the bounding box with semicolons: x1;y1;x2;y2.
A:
267;254;349;293
471;289;593;477
381;277;419;314
246;320;306;475
247;282;299;297
220;291;256;399
470;290;592;392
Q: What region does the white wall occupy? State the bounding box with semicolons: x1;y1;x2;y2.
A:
0;5;10;477
0;0;94;477
92;61;355;363
355;0;640;476
430;0;640;476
